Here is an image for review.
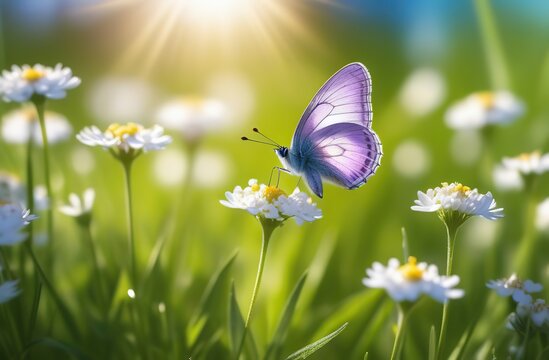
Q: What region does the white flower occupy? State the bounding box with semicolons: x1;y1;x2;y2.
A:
59;189;95;218
220;179;322;225
487;274;543;304
516;298;549;328
1;106;72;145
0;280;20;304
0;203;38;245
445;91;524;130
501;151;549;177
0;64;80;102
412;182;504;221
156;96;229;143
493;164;524;191
363;256;465;303
76;122;172;155
399;68;446;117
536;198;549;233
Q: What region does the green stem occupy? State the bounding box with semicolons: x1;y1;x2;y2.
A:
80;222;106;309
235;218;277;360
33;97;54;262
437;223;459;359
513;179;539;276
474;0;510;90
390;305;409;360
122;160;137;289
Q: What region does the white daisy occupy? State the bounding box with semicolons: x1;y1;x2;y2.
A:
1;106;72;145
76;122;172;158
0;63;80;102
492;164;524;191
362;256;465;303
58;188;95;218
0;280;20;304
445;91;524;130
220;179;322;225
411;182;504;224
156;96;229;143
536;198;549;233
487;274;543;304
500;151;549;177
0;203;38;245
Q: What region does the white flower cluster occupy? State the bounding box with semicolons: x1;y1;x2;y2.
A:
488;274;549;331
445;91;524;130
412;182;503;221
363;256;464;303
1;106;72;145
0;64;80;102
493;151;549;191
220;179;322;225
76;122;172;154
0;203;37;245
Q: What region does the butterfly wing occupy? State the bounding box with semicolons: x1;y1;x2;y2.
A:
291;63;382;196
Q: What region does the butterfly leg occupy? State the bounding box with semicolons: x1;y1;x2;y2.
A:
268;166;291;187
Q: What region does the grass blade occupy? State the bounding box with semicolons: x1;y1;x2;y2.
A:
228;282;258;360
429;325;436;360
285;322;348;360
265;271;308;360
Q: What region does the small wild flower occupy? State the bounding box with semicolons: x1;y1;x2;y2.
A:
362;256;465;303
487;273;543;304
220;179;322;225
0;64;80;102
0;202;38;245
445;91;524;130
412;182;504;228
59;189;95;225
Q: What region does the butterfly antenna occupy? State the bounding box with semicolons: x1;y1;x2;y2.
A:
241;136;278;147
253;128;282;148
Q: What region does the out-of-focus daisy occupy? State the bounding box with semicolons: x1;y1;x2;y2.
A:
87;76;158;125
493;164;524;191
156;96;229;143
0;203;37;245
59;188;95;219
399;68;446;118
501;151;549;177
1;106;72;145
0;280;20;304
412;182;503;226
0;64;80;102
363;256;464;303
487;274;543;304
392;140;430;178
220;179;322;225
445;91;524;130
536;198;549;233
76;122;172;159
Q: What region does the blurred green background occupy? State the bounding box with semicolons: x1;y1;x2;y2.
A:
1;0;549;358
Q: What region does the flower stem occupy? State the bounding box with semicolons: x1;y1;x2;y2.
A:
80;222;106;309
437;223;459;359
235;218;277;360
390;304;409;360
513;179;539;277
122;160;137;289
33;97;54;261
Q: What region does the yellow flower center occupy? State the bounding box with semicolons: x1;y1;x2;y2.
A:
475;91;495;109
453;183;471;194
22;68;45;82
399;256;424;281
264;186;286;203
251;184;260;192
107;122;142;140
518;150;540;162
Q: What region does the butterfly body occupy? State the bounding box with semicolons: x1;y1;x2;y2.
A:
275;62;382;198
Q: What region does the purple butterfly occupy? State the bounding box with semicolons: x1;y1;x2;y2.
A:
245;63;382;198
